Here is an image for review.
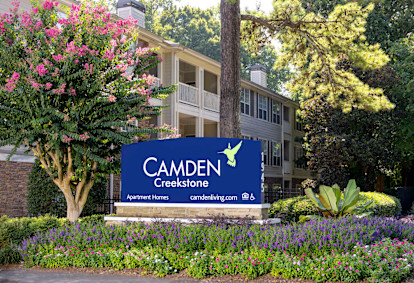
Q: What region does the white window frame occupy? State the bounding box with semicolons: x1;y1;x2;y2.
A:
272;100;281;124
271;141;282;167
258;94;268;121
241;88;250;116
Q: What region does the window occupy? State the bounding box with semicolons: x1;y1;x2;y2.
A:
271;141;281;166
283;106;290;122
284;180;290;190
240;88;250;115
295;120;304;131
272;100;281;124
259;139;269;165
294;146;306;169
258;94;268;120
283;140;290;161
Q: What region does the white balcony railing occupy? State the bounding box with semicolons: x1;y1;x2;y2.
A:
203;90;219;112
178;82;198;106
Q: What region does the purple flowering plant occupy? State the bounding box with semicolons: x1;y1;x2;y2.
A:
18;217;414;282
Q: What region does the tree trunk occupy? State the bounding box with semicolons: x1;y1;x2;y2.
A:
61;186;85;223
220;0;241;138
375;174;384;192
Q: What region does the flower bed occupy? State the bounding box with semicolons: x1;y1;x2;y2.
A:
269;192;402;221
18;217;414;282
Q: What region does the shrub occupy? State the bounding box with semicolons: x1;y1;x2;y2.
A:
0;215;65;249
27;160;107;217
358;192;402;217
270;192;401;221
0;245;22;265
269;196;317;221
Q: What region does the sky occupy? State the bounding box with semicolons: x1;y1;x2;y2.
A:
176;0;274;14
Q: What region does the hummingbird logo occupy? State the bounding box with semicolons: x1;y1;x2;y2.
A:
218;141;243;167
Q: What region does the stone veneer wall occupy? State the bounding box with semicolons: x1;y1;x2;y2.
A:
0;161;32;217
116;205;269;220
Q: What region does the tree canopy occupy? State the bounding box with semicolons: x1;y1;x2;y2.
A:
0;0;176;221
300;0;414;188
241;0;392;112
143;1;289;93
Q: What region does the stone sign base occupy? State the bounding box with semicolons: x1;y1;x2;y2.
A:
105;203;271;225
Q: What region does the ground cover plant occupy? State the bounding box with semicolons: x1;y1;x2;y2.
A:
18;217;414;282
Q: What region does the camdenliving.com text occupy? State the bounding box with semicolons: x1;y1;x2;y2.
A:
126;194;237;202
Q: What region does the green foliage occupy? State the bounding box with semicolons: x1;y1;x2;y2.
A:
0;1;176;221
0;214;106;264
269;195;317;221
388;35;414;173
270;191;401;221
241;0;392;112
76;214;105;225
146;3;289;93
18;219;414;281
27;160;106;217
358;192;401;217
0;245;22;265
0;215;65;249
301;0;414;49
299;0;414;186
301;63;401;189
304;180;373;219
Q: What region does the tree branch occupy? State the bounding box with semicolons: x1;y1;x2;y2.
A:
79;161;98;208
240;14;287;32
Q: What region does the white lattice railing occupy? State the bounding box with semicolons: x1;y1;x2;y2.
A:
178;82;198;106
203;90;219;112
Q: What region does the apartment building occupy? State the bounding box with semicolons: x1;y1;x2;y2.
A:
0;0;311;216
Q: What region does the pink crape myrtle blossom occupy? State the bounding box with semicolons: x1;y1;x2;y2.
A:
36;64;48;76
4;72;20;92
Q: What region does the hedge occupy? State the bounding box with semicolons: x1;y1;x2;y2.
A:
269;191;402;221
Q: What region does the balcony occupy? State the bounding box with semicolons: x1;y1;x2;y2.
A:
203;90;219;112
178;82;198;106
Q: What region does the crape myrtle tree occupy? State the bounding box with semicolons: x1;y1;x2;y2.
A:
220;0;393;138
0;0;176;222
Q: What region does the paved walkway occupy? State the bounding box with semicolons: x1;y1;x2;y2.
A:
0;270;201;283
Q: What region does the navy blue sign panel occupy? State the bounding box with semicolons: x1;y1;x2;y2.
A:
121;138;262;204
